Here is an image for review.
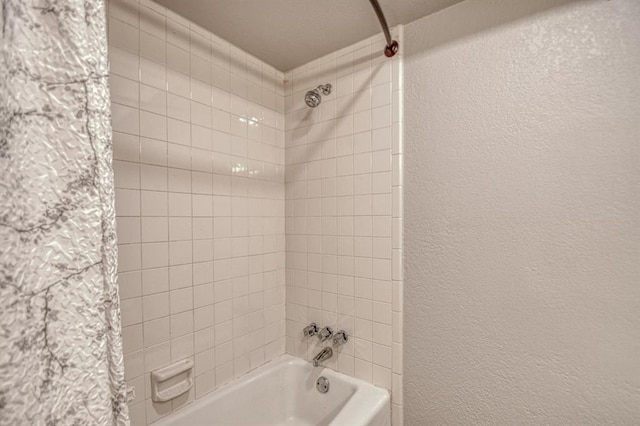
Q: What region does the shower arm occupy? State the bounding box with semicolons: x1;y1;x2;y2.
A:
369;0;399;57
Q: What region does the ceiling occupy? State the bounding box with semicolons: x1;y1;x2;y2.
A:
153;0;464;71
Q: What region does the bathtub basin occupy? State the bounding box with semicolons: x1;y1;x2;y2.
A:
153;354;390;426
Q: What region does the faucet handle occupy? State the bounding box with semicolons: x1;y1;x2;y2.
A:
318;326;333;342
332;330;348;346
303;323;318;337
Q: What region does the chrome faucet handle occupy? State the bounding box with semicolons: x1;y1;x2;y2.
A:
318;326;333;342
332;330;348;346
303;323;318;337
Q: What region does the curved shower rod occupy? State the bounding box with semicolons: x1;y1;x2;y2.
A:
369;0;399;57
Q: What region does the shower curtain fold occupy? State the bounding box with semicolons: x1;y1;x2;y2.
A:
0;0;129;424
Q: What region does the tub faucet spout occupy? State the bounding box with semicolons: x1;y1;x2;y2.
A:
312;347;333;367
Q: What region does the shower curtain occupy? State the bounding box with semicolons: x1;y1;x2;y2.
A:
0;0;129;424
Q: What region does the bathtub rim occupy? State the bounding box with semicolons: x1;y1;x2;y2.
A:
150;353;391;426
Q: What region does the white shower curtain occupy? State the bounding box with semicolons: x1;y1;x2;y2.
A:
0;0;129;424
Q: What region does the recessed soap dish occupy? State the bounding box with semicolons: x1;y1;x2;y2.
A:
151;358;194;402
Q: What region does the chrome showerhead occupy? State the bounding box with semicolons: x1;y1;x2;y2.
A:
305;83;332;108
305;89;322;108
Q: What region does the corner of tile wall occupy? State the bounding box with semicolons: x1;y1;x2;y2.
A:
107;0;402;423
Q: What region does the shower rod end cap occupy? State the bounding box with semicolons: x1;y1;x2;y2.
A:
384;40;399;58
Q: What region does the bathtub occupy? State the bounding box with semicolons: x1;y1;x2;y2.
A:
152;354;390;426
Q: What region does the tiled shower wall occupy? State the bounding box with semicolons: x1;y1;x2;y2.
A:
106;0;286;423
283;29;404;424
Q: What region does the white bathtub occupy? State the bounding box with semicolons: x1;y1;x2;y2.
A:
153;354;390;426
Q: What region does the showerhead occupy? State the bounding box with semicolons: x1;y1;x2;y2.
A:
305;90;322;108
305;83;332;108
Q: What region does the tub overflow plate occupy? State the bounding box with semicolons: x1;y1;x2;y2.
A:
316;376;330;393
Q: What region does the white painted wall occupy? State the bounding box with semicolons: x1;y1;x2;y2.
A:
403;0;640;423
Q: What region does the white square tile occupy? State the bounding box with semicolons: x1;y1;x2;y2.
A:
193;261;214;285
167;19;189;50
123;350;144;381
194;306;214;331
371;105;391;130
109;46;139;81
122;324;143;354
141;217;168;243
168;118;191;146
171;311;194;337
167;93;190;122
140;111;167;141
168;193;191;216
169;240;192;265
191;55;211;84
113;160;140;189
118;270;142;300
139;4;166;40
112;103;139;135
144;342;171;378
140;31;166;64
372;171;391;194
140;58;166;90
353;152;371;175
109;17;138;54
116;217;140;244
170;264;192;290
354;111;371;133
191;126;212;151
116;189;141;217
193;218;214;240
354;358;372;382
113;132;140;162
167;43;190;75
372;364;391;389
170;287;193;314
191;78;212;105
371;83;391;109
195;370;215;398
171;334;194;360
110;74;139;108
372;301;392;325
192;194;213;217
140;84;166;115
192;172;213;195
140;137;167;166
169;217;192;241
141;190;167;216
109;0;139;26
121;297;143;327
167;143;191;169
372;150;391;172
142;292;169;321
194;283;214;308
140;164;167;191
191;101;212;128
142;267;169;295
143;317;170;347
167;68;190;97
141;242;169;269
193;239;214;262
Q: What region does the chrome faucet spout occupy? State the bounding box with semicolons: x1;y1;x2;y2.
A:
312;347;333;367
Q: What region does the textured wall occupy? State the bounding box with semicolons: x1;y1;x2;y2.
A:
404;0;640;423
107;0;286;423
